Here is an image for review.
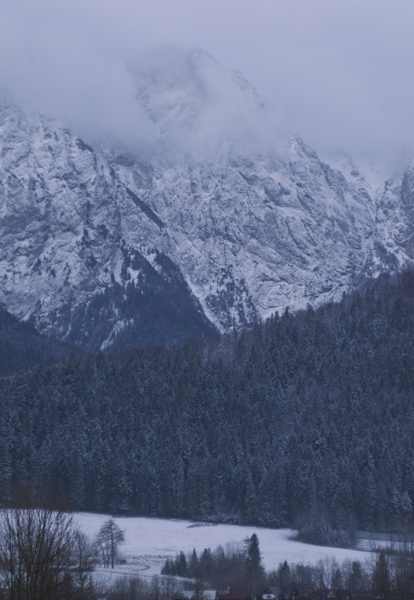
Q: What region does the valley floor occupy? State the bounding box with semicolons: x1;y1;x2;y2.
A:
74;513;373;580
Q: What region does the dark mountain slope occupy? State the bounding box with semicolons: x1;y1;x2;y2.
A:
0;304;79;376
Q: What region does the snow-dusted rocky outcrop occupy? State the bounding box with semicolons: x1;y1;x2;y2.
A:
0;96;214;350
0;47;413;351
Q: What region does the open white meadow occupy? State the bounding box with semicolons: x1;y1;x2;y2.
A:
74;513;373;581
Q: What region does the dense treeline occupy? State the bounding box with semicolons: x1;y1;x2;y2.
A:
162;533;264;587
108;546;414;600
1;270;414;533
160;541;414;600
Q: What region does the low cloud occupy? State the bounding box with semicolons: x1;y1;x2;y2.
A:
1;0;414;165
0;13;156;148
126;45;281;160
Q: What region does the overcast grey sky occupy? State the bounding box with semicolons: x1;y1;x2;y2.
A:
1;0;413;162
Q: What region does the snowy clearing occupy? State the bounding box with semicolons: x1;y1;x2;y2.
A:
74;513;373;580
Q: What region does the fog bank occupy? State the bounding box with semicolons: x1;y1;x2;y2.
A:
1;0;414;163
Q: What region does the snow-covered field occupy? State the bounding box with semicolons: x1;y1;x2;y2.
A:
74;513;373;580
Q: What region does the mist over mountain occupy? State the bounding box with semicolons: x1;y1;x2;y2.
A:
1;46;414;352
126;45;277;158
0;46;414;351
3;0;414;162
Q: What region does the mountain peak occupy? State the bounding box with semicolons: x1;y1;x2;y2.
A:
127;45;275;157
1;47;414;352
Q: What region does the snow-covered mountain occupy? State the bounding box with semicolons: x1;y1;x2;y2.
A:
0;47;413;351
0;91;214;351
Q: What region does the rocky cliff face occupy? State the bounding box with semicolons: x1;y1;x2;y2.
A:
0;98;214;351
0;48;413;351
113;138;378;331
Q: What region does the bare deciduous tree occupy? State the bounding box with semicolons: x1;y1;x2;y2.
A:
96;518;125;569
0;505;96;600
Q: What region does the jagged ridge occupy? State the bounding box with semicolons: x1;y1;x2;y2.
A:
0;48;414;351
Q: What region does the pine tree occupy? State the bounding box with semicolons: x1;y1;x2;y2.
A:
372;552;391;600
277;560;291;587
245;532;264;593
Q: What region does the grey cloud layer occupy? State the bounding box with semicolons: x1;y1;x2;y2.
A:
0;0;413;160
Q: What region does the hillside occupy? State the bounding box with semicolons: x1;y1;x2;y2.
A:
0;303;78;376
1;269;413;534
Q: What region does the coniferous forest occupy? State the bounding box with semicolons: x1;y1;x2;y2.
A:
1;270;414;536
